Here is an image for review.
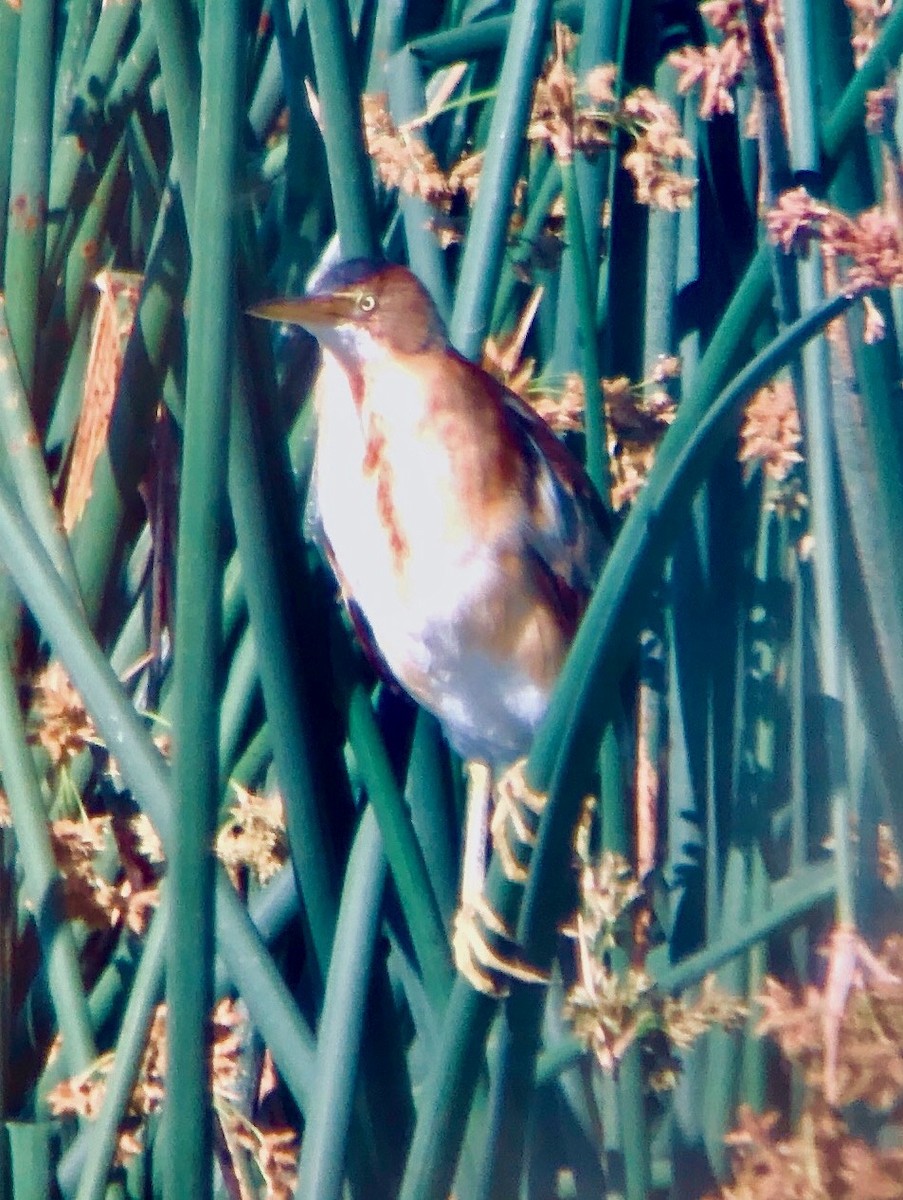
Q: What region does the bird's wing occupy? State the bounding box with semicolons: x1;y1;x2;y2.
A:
500;383;610;604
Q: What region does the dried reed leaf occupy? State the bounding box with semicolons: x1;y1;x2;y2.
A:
63;270;141;531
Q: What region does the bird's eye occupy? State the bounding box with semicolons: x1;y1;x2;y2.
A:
357;292;376;314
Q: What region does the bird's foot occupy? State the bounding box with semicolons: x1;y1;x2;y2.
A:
452;895;548;998
489;759;548;883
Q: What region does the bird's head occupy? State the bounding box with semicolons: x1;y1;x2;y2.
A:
250;259;449;368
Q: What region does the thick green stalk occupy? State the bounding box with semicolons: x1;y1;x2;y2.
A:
217;624;260;781
642;64;687;369
59;136;127;342
74;904;166;1200
52;0;99;141
151;0;201;213
552;0;627;373
821;5;903;167
652;859;837;992
2;0;53;398
406;711;459;927
44;0;140;279
347;684;454;1009
306;0;379;258
0;476;317;1112
230;724;271;788
165;1;243;1195
0;637;96;1076
386;48;451;316
0;302;81;601
490;158;560;331
783;0;820;174
450;0;554;358
294;807;386;1200
0;4;20;278
44;304;90;467
559;158;607;494
228;368;340;985
248;0;305;139
7;1124;53;1200
398;986;497;1200
796;253;854;926
407;6;577;69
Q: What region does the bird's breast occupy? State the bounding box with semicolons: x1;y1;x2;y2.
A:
313;350;522;616
312;350;571;763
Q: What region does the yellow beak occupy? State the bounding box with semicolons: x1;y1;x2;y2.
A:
248;294;355;329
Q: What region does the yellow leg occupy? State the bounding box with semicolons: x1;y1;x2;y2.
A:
452;759;549;997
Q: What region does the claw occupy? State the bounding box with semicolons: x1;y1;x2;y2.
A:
489;761;548;883
452;895;548;997
454;760;551;994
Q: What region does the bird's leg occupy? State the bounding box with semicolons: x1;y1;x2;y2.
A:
460;760;492;905
451;759;549;997
490;760;548;882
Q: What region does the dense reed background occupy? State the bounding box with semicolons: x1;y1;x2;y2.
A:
0;0;901;1197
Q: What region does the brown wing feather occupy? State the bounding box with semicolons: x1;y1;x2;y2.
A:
481;364;610;603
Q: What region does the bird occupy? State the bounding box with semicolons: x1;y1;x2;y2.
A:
251;258;608;992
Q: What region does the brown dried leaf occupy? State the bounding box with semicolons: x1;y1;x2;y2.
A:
63;271;141;531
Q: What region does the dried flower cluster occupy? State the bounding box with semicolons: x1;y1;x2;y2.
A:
363;23;694;232
603;358;680;509
712;933;903;1200
669;0;748;120
878;823;901;889
529;373;588;434
28;660;100;767
738;380;803;483
481;288;545;398
849;0;896;132
480;289;587;434
620;90;698;211
715;1103;903;1200
865;80;896;136
767;187;903;313
19;660;163;932
216;783;288;889
670;0;784;122
362;93;482;215
220;1095;299;1200
23;660;291;934
48;1004;166;1163
847;0;894;66
483;297;678;507
563;838;746;1086
528;23;586;162
49;1000;298;1196
50;813;160;935
758;931;903;1110
530;25;695;211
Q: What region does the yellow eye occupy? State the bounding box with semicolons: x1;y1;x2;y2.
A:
357;292;376;314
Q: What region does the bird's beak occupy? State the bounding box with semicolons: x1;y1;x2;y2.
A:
247;293;352;330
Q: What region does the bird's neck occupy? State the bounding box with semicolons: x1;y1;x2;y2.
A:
316;343;525;551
